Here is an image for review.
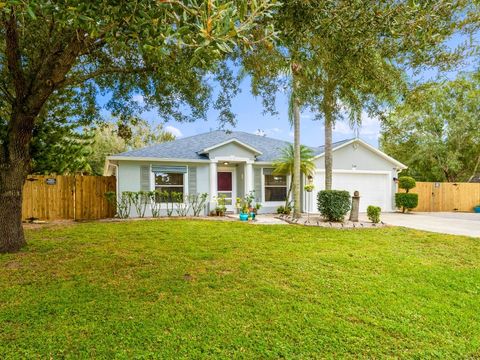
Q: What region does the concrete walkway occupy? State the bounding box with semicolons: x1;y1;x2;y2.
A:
368;212;480;238
226;214;286;225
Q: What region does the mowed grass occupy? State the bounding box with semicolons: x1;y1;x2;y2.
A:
1;220;480;359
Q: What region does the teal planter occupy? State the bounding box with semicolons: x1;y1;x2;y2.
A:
250;212;256;220
239;213;249;221
474;206;480;213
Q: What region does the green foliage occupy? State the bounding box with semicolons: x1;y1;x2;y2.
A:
29;89;96;174
88;120;175;175
276;205;292;215
116;192;133;219
188;193;209;217
398;177;416;193
367;206;381;224
395;193;419;213
0;0;277;169
380;73;480;182
272;144;315;208
215;194;227;215
317;190;351;222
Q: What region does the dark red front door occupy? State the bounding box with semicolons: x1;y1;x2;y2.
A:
217;172;232;191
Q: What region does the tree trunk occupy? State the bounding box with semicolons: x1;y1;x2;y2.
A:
323;81;334;190
292;96;301;218
286;174;293;209
0;167;27;252
0;111;35;253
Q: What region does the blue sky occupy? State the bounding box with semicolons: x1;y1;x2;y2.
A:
101;34;478;148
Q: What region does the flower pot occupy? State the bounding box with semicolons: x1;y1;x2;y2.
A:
474;206;480;213
250;212;256;220
239;213;249;221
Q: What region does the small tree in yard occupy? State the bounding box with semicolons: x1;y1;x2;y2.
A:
395;176;419;213
0;1;276;253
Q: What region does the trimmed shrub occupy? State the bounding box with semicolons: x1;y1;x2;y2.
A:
317;190;351;222
276;205;291;215
395;193;418;213
398;176;416;193
367;205;381;223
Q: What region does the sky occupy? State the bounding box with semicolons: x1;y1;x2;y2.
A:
100;34;478;149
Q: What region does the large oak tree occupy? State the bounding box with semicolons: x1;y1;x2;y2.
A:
0;0;276;253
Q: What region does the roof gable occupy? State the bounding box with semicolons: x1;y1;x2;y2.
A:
199;138;262;156
313;138;407;169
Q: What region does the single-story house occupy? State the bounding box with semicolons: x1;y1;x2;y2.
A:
105;130;407;217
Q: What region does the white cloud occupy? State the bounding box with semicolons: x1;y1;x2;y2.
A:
332;111;381;138
165;125;183;138
132;94;145;105
254;128;283;137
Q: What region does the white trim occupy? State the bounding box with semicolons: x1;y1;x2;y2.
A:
211;155;254;163
151;169;188;208
217;167;236;212
315;169;391;175
107;156;210;163
261;167;290;205
312;138;408;170
199;138;262;156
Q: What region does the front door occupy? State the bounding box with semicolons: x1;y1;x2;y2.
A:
217;171;235;212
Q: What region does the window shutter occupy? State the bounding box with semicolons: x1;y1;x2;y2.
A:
151;165;187;174
254;168;262;202
188;166;197;195
140;165;151;191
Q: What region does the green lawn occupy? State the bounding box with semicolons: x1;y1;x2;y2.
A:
1;220;479;359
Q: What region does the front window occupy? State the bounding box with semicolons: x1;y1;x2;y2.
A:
155;172;184;202
264;173;287;202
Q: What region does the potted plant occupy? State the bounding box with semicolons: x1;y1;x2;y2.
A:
304;184;315;192
249;203;261;220
215;195;227;216
236;195;252;221
241;203;249;221
474;204;480;213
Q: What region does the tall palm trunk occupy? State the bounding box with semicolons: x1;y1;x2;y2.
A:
323;81;334;190
285;174;293;209
292;96;301;217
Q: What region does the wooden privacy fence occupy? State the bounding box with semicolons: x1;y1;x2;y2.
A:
22;175;116;221
405;182;480;212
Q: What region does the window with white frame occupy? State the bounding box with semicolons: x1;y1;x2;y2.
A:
264;169;287;202
153;167;186;203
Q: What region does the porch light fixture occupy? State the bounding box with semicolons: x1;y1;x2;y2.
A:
307;175;313;184
223;162;229;165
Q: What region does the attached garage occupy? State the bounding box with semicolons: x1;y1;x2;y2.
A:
305;139;407;213
310;170;392;212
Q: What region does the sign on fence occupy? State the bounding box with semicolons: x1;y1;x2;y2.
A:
22;175;116;221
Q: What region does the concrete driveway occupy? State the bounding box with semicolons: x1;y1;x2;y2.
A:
373;212;480;237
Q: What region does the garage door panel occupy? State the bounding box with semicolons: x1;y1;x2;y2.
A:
312;172;391;212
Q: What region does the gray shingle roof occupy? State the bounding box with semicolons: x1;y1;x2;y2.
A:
113;130;353;162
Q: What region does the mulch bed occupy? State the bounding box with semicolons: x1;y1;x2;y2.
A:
277;214;388;229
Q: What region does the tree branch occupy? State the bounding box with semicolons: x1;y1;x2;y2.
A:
4;10;26;100
61;66;155;87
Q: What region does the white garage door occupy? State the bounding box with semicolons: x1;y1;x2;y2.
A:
310;171;392;212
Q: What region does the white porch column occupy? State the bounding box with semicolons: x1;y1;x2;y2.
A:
209;161;218;202
245;161;254;196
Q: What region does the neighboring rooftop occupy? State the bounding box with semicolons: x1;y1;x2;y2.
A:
112;130;353;162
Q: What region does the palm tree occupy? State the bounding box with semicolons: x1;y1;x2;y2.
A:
272;144;315;211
